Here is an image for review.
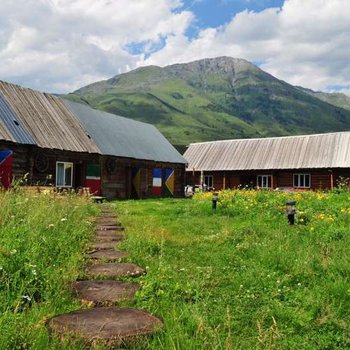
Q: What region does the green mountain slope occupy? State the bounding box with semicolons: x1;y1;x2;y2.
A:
297;86;350;111
64;57;350;149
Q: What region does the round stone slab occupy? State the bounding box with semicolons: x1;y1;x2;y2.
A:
89;241;121;250
97;215;118;219
96;220;119;226
88;249;128;261
47;307;163;345
72;280;140;303
96;225;124;231
95;232;125;241
86;263;145;278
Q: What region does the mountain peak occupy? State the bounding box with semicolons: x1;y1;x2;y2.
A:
67;56;350;149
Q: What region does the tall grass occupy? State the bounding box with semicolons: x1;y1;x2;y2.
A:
0;189;97;349
115;191;350;349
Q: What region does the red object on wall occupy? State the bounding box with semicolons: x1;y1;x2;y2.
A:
0;150;13;189
85;164;101;195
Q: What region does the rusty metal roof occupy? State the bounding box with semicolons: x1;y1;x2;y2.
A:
0;80;99;153
184;132;350;171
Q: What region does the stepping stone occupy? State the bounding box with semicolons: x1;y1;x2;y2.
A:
96;225;124;231
95;232;125;241
88;249;128;261
97;222;122;227
72;280;140;303
47;307;163;345
89;241;122;250
96;220;119;225
97;215;118;219
86;263;145;278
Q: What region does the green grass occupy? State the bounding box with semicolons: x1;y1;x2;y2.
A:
1;189;350;349
0;189;98;349
113;191;350;349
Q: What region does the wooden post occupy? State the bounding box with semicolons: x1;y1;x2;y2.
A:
223;172;226;190
271;174;274;189
330;171;334;191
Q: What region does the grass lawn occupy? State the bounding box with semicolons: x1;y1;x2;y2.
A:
114;190;350;350
0;189;349;349
0;190;98;349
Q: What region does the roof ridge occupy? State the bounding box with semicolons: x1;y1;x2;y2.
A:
188;131;350;146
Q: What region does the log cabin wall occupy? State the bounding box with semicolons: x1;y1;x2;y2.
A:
101;155;185;199
0;141;30;181
186;169;350;191
0;141;100;188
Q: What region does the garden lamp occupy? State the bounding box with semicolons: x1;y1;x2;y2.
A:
286;200;296;225
212;192;219;210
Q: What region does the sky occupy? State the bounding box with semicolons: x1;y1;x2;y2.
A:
0;0;349;96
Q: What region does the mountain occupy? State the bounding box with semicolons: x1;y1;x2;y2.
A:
296;87;350;111
64;57;350;150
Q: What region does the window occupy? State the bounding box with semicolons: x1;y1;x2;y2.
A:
257;175;272;189
56;162;73;187
293;174;310;188
204;175;213;188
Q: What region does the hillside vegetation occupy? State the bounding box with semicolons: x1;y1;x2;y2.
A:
65;57;350;149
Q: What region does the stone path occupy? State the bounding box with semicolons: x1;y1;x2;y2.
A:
72;280;140;304
47;204;163;346
87;249;128;261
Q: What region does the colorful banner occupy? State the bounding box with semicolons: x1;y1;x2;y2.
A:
131;167;141;199
85;164;101;195
0;150;13;189
152;168;163;196
165;168;175;196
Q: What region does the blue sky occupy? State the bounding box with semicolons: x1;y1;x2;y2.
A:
182;0;284;33
0;0;349;95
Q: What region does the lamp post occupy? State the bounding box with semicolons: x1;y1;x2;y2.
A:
286;200;296;225
212;192;219;210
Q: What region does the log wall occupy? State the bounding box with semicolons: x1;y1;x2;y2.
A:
186;168;350;191
0;141;185;198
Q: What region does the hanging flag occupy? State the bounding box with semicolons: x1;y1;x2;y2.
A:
0;150;13;189
132;167;141;199
85;164;101;195
165;168;175;196
152;168;163;196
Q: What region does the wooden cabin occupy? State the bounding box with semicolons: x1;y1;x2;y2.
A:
0;80;186;198
184;132;350;191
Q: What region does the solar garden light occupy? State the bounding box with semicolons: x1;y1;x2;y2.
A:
286;200;296;225
212;192;219;210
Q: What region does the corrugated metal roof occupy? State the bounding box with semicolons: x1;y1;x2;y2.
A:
184;132;350;171
64;100;187;164
0;80;99;153
0;93;36;145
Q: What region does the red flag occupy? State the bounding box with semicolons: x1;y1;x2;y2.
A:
0;150;13;189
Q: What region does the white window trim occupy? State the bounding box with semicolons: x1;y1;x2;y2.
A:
56;161;74;188
293;173;311;188
257;175;272;189
204;175;213;188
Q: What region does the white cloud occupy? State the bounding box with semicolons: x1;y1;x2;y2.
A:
0;0;350;96
144;0;350;95
0;0;192;92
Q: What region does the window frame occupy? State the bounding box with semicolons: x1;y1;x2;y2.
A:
257;175;272;189
56;161;74;188
204;175;213;188
293;173;311;188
